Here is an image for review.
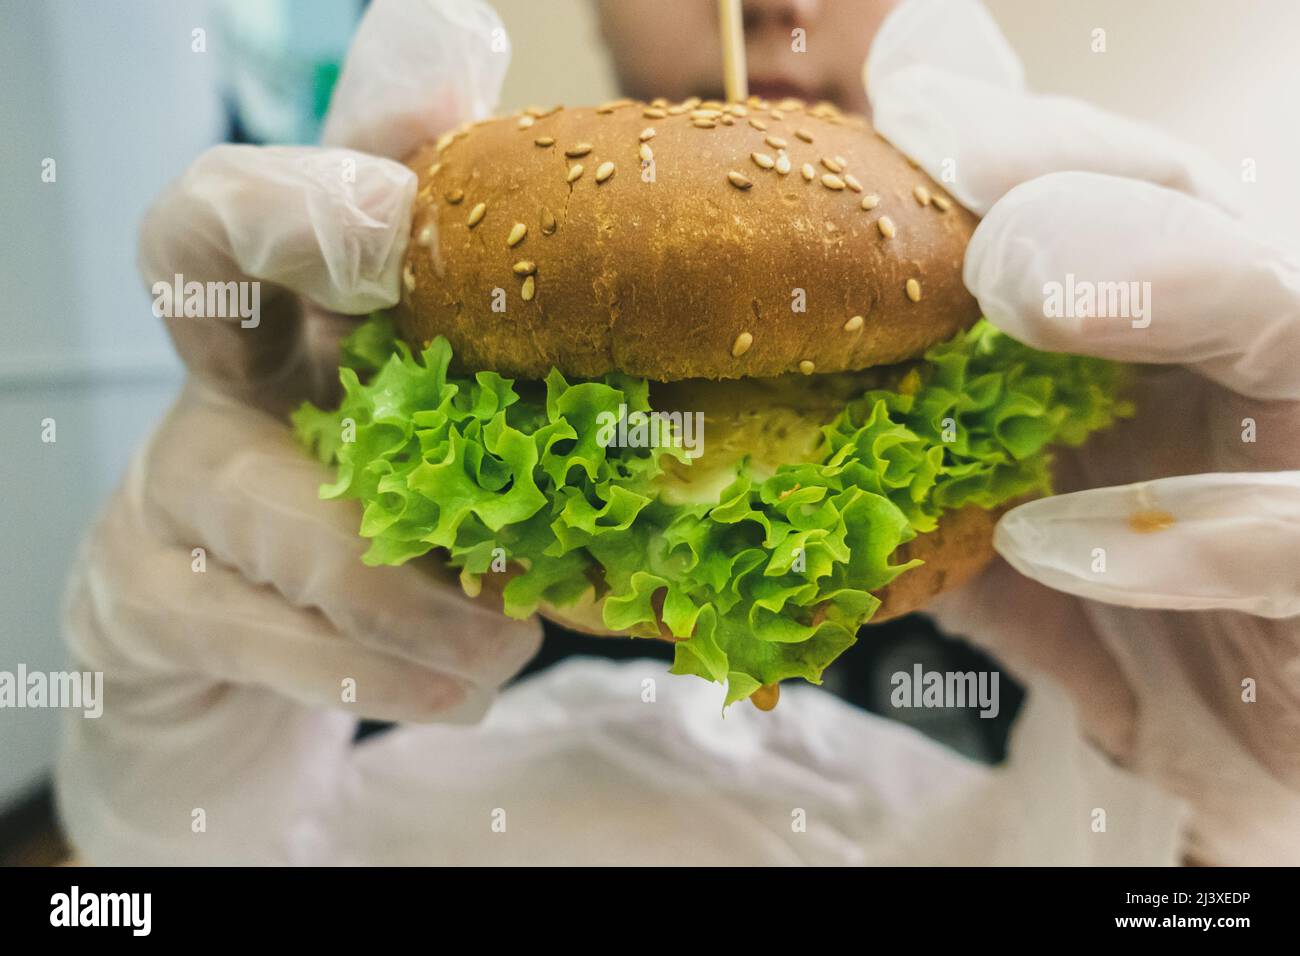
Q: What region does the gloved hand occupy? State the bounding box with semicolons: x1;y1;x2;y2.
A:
868;0;1300;864
58;0;541;866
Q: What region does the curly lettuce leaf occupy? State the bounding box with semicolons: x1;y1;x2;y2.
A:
294;314;1130;706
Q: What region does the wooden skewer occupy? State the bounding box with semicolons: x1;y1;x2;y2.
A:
718;0;748;103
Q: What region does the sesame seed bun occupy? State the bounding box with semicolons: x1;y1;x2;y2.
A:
396;98;981;381
871;503;1002;622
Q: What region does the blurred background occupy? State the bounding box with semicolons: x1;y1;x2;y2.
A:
1;0;1297;862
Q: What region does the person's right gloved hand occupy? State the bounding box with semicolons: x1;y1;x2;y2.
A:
57;0;542;866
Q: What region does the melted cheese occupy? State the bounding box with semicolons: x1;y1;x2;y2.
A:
648;370;895;505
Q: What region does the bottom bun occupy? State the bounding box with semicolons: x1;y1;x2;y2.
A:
535;503;1004;639
871;503;1002;622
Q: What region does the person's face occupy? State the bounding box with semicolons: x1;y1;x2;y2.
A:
595;0;899;114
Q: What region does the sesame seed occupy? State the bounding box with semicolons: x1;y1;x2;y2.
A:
507;222;527;247
752;152;775;170
701;99;724;110
728;170;753;190
914;185;932;206
765;136;788;150
446;188;465;205
639;127;656;142
692;118;717;129
426;162;441;177
748;117;769;131
416;224;435;246
732;332;754;357
821;173;846;191
595;161;616;183
775;153;792;175
932;194;952;212
534;136;555;148
517;115;535;129
843;173;863;193
598;98;634;113
727;104;749;116
541;207;557;235
799;360;815;375
525;105;546;117
512;260;536;276
690;109;722;120
720;114;734;125
877;216;896;239
402;262;415;293
906;278;922;302
565;143;593;158
860;194;880;210
835;155;848;169
567;163;584;183
521;275;536;301
643;107;667;119
779;97;803;110
795;128;813;143
467;202;486;228
844;315;864;332
651;97;669;107
667;105;688;115
820;156;843;174
801;163;816;181
435;132;454;152
770;109;785;120
682;96;702;109
639;143;653;163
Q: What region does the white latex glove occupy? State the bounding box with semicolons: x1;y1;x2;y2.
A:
868;0;1300;865
58;0;540;866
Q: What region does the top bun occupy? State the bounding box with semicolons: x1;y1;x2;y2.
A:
396;97;981;382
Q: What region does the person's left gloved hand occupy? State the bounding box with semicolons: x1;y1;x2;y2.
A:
867;0;1300;865
57;0;542;866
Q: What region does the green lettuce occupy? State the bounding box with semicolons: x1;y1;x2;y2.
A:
295;314;1130;706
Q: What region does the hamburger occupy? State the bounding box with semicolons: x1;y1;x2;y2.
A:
295;97;1129;708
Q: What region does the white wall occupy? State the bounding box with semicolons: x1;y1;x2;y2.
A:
985;0;1300;249
0;0;223;807
493;0;620;113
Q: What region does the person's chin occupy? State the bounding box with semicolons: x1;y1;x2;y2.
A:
726;76;857;114
746;77;820;102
